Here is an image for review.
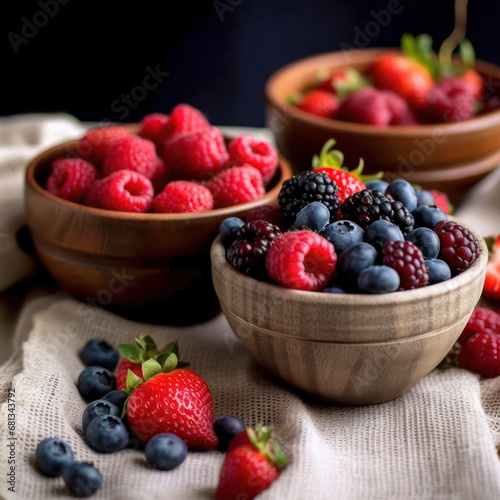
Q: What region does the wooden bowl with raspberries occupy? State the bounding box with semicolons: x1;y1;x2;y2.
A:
265;35;500;205
24;104;291;322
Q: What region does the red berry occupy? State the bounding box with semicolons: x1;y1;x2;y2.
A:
103;136;159;179
227;429;251;453
150;159;170;194
458;332;500;378
228;134;278;184
458;307;500;346
296;90;339;118
160;103;210;142
318;69;349;93
116;360;143;391
77;126;130;164
461;69;483;100
246;205;285;227
384;91;419;125
164;127;229;180
138;113;169;145
46;158;99;203
484;235;500;303
435;220;480;274
382;240;429;290
85;170;154;213
315;167;365;206
207;165;265;208
429;189;451;215
266;230;337;291
153;181;213;214
425;78;475;123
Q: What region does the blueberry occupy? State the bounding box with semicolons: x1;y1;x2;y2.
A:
81;339;119;371
62;462;102;498
405;227;440;259
357;265;400;293
365;220;404;250
35;438;74;477
220;217;245;247
322;286;347;294
77;366;116;402
102;390;129;412
337;242;377;282
365;179;388;193
415;190;435;207
145;433;188;470
386;179;417;212
86;415;129;453
82;399;120;433
412;205;448;229
214;415;246;451
288;202;330;232
425;259;451;284
322;220;365;254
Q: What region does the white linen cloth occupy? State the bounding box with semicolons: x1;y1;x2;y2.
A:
0;115;499;500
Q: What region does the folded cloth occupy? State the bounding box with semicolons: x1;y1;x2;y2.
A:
0;298;499;500
0;114;84;292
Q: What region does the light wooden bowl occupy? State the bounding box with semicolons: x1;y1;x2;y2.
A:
265;48;500;205
211;223;488;405
24;131;292;324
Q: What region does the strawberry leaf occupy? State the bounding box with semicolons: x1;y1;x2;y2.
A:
156;341;179;357
162;353;178;373
271;442;288;469
142;358;162;381
459;38;475;68
484;236;496;254
125;369;143;393
135;335;157;355
118;344;146;363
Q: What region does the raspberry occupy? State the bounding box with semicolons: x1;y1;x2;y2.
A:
434;220;479;274
458;307;500;346
246;206;285;227
425;78;475;123
150;159;170;194
46;158;99;203
296;90;339;118
77;126;130;164
266;231;337;291
228;134;278;184
278;171;340;222
103;136;159;179
138;113;169;145
382;240;429;290
160;103;209;142
429;189;451;215
153;181;213;214
207;166;265;208
164;127;229;180
458;332;500;378
226;220;282;278
84;170;154;213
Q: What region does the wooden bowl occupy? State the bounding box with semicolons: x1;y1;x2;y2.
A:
25;133;292;323
265;48;500;205
211;223;488;405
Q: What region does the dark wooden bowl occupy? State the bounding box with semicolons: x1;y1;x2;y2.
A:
25;132;292;323
265;48;500;205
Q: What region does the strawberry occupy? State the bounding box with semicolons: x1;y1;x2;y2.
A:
124;346;217;450
484;235;500;303
295;90;339;118
317;68;370;98
318;69;349;93
369;53;433;107
216;427;287;500
429;189;452;215
116;335;179;391
312;139;383;206
461;69;483;100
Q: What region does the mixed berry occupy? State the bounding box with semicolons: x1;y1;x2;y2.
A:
222;140;480;294
44;104;280;214
292;34;499;125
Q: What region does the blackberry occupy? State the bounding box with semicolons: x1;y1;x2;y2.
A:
434;220;479;274
226;220;282;277
278;171;340;222
382;240;429;290
341;189;414;234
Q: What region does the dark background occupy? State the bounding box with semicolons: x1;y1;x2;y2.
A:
2;0;497;127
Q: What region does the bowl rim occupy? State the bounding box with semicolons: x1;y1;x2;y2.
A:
25;134;292;222
265;47;500;137
211;217;488;307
